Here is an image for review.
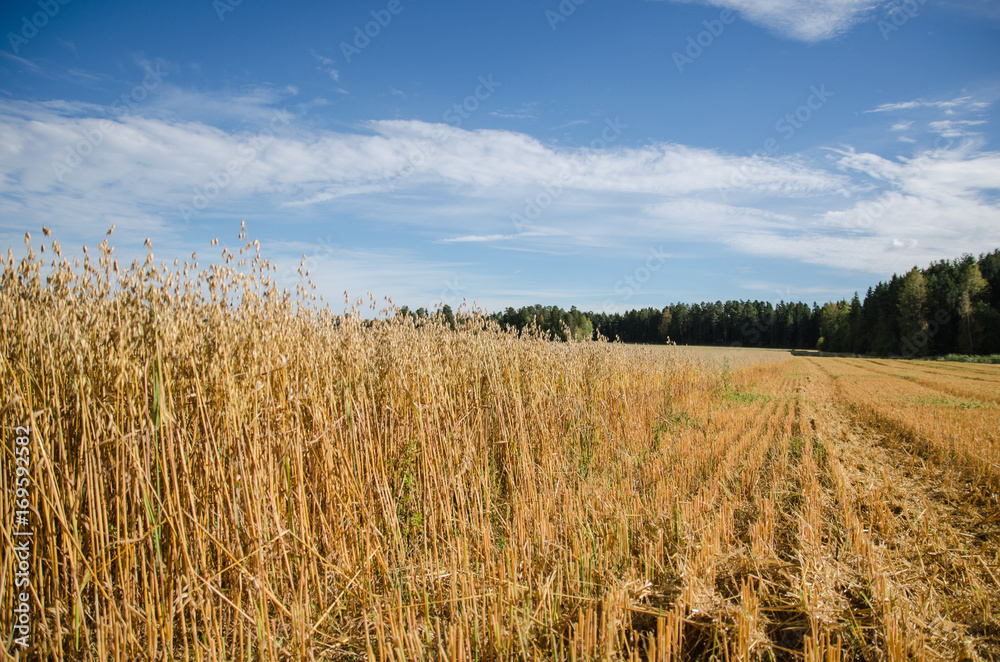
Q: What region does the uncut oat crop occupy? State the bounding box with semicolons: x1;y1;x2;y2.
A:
0;231;721;660
2;231;999;661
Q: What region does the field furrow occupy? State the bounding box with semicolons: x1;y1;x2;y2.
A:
838;358;1000;405
810;358;1000;660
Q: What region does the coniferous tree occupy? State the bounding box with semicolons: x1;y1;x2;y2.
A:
957;262;988;353
848;293;865;353
485;248;1000;355
898;268;929;356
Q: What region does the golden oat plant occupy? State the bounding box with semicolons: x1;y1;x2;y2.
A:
0;229;785;661
3;229;997;661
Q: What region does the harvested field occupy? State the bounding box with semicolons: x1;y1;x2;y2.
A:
848;359;1000;405
2;238;999;660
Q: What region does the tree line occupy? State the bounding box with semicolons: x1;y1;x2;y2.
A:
487;249;1000;357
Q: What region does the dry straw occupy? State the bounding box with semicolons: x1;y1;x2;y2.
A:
1;228;997;660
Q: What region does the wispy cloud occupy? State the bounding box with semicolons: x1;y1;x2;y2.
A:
866;95;991;114
726;143;1000;272
551;119;589;130
659;0;884;42
489;102;538;121
870;95;992;142
55;38;79;58
929;119;987;138
309;49;340;81
438;229;558;244
265;242;477;309
0;50;40;72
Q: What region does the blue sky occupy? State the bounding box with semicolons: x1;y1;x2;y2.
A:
1;0;999;314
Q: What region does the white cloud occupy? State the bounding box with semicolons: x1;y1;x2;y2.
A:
866;95;991;114
724;144;1000;273
1;90;997;282
0;50;41;71
265;241;479;311
868;94;993;145
662;0;883;41
0;96;843;260
929;119;987;138
643;198;799;240
438;230;558;244
56;38;79;58
551;119;589;130
310;50;333;66
309;49;340;82
489;102;538;121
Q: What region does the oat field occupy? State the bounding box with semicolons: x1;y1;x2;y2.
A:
2;235;999;661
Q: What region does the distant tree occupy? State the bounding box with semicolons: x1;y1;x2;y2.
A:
848;293;865;353
672;303;691;344
957;262;989;353
979;249;1000;310
658;306;672;342
897;268;929;356
568;306;593;341
470;248;1000;355
441;304;455;329
977;250;1000;352
817;301;849;352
